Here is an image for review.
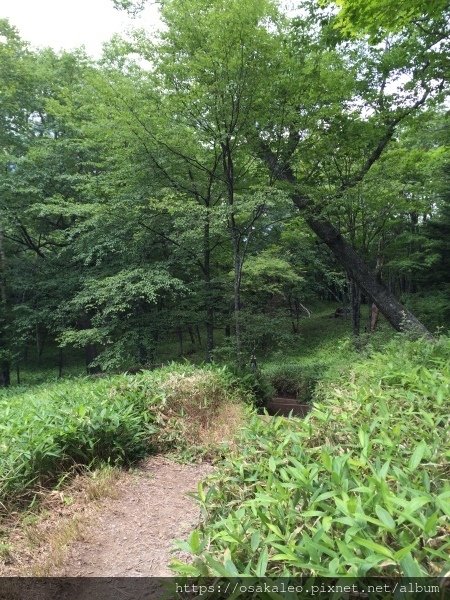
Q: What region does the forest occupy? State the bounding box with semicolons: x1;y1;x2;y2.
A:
0;0;449;586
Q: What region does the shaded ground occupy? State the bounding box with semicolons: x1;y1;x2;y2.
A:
52;456;212;577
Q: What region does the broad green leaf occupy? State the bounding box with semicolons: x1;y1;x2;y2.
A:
375;505;395;530
354;537;394;559
188;529;201;554
223;549;240;576
255;546;269;577
250;531;260;552
399;553;427;577
408;440;427;471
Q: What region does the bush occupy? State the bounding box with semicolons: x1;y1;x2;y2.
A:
262;362;325;400
0;363;252;509
403;288;450;332
0;376;157;508
117;363;251;461
173;336;450;577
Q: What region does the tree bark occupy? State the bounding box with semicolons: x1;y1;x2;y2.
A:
203;207;214;362
187;326;196;345
369;243;384;332
196;324;202;346
177;327;183;356
58;348;63;378
303;213;430;337
222;137;243;365
77;317;101;374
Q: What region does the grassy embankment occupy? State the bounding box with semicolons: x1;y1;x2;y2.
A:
173;336;450;577
0;303;401;514
0;364;251;515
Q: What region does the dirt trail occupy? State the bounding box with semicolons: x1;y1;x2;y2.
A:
52;456;212;577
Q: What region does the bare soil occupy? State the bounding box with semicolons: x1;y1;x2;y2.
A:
0;456;212;578
52;456;212;577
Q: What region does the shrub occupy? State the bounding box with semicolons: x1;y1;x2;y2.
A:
262;362;325;400
117;363;251;461
403;288;450;332
0;376;157;508
0;363;252;509
172;337;450;577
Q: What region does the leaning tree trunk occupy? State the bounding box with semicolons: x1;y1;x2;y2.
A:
303;212;431;338
259;124;431;340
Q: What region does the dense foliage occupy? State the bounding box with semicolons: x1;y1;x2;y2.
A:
173;337;450;577
0;364;248;510
0;0;449;382
0;0;449;579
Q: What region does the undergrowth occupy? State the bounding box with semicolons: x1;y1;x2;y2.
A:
0;364;249;512
172;336;450;577
113;364;251;462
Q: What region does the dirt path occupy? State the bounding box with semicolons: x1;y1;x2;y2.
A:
52;456;212;577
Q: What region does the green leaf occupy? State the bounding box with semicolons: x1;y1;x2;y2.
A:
188;529;201;554
204;554;231;577
399;553;426;577
250;531;261;552
408;440;427;471
321;451;332;472
375;505;395;530
255;546;269;577
223;548;240;576
354;537;394;559
269;456;276;472
394;542;418;561
266;523;284;538
169;559;201;576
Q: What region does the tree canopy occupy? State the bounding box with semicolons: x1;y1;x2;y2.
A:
0;0;449;383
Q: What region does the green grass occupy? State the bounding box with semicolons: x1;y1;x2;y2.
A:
172;336;450;577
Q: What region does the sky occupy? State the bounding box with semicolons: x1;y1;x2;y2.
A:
0;0;161;57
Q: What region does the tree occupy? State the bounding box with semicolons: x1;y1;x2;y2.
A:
112;0;448;340
322;0;450;37
253;4;448;337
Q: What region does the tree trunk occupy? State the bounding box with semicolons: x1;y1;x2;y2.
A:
58;348;63;378
0;362;10;387
77;317;101;374
36;325;47;363
203;208;214;362
350;278;361;337
369;242;384;333
196;324;202;346
85;344;100;374
302;212;431;338
187;326;196;345
205;316;213;359
222;137;244;365
370;304;380;332
177;327;183;356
